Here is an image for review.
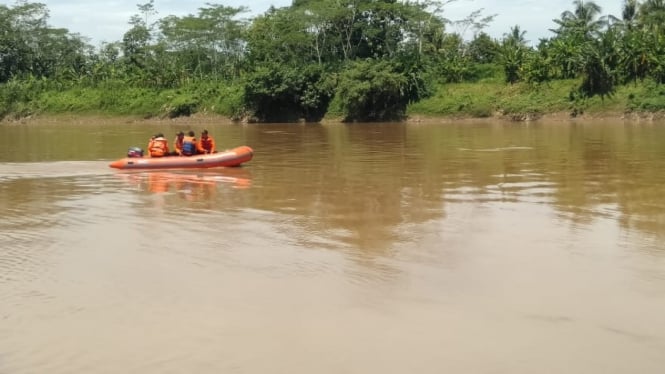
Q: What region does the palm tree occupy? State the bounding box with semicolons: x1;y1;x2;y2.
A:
548;37;584;79
638;0;665;33
552;0;606;39
618;29;650;83
579;27;619;98
500;26;529;84
607;0;638;30
503;25;528;47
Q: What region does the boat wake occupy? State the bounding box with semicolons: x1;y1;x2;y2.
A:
0;161;112;181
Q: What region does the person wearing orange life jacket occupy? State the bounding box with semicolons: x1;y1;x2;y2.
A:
180;130;198;156
148;133;169;157
197;129;216;154
172;131;185;156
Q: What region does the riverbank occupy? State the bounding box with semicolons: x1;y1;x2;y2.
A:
405;110;665;124
2;78;664;125
406;78;665;123
5;109;665;127
0;113;240;126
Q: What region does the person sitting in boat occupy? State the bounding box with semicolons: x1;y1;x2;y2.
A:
197;129;216;154
172;131;185;156
148;133;169;157
181;131;198;156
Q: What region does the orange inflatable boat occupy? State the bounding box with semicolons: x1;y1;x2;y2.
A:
109;145;253;170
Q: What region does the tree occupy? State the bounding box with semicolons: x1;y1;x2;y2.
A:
242;62;334;122
449;8;496;40
467;32;500;64
522;40;553;83
579;26;619;97
0;2;91;83
617;21;649;83
551;0;606;39
620;0;639;30
435;33;471;82
159;4;249;79
400;0;450;56
335;59;430;121
122;15;151;69
638;0;665;34
137;0;157;28
500;26;529;84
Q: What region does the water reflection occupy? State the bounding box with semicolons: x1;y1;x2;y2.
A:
236;121;665;255
116;168;252;194
2;121;665;249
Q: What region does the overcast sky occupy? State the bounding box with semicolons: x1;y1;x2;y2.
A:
3;0;623;46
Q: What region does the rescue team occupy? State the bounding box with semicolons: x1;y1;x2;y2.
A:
147;129;216;157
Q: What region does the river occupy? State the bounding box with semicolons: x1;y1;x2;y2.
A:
1;116;664;373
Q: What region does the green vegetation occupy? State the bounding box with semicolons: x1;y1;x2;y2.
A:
1;0;665;122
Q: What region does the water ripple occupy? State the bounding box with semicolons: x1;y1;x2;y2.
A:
0;219;58;289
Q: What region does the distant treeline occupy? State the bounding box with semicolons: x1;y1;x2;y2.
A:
1;0;664;122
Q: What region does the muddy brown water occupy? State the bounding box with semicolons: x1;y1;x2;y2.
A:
1;117;664;373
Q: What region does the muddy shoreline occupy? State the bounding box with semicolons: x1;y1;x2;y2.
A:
3;110;665;125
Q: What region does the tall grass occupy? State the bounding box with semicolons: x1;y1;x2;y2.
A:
408;78;665;119
408;79;582;118
0;78;246;120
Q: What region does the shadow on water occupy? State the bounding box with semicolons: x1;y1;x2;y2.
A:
242;123;443;259
247;122;665;244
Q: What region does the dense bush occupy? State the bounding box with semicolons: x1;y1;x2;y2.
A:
335;59;432;122
243;63;334;122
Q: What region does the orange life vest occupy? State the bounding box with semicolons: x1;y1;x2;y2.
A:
149;138;169;157
198;136;215;154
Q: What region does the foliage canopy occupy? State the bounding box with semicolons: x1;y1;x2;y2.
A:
2;0;665;121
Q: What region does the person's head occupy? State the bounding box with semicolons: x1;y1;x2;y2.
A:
201;129;209;139
188;130;195;137
177;131;184;138
155;133;164;139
